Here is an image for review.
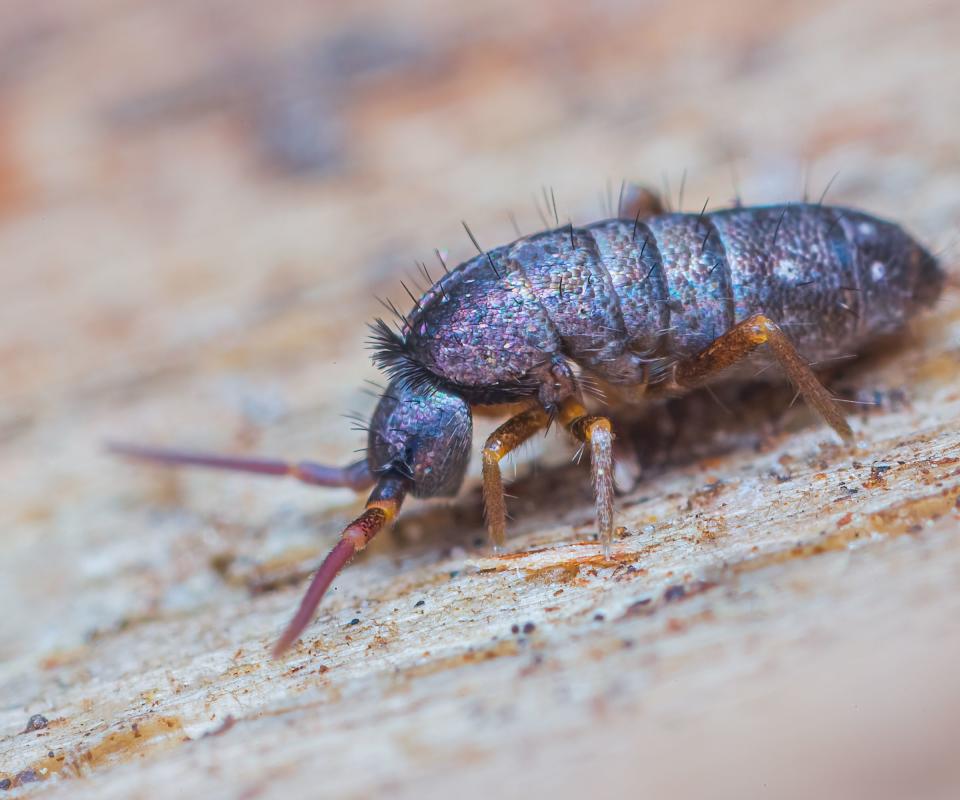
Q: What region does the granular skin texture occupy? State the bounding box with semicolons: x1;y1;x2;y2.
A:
379;203;942;406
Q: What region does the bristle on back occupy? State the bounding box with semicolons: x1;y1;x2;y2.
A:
368;318;441;393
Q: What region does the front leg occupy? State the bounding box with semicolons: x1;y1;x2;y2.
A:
481;405;551;550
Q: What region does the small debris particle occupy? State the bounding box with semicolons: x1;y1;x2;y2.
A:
448;570;460;579
615;526;629;538
863;462;892;489
15;770;38;785
836;512;854;527
522;622;536;634
510;624;520;635
625;597;653;617
22;714;49;733
696;515;729;541
664;584;686;602
203;715;237;738
414;599;425;607
625;565;638;574
47;751;54;759
348;618;360;626
518;653;545;677
209;552;235;577
593;613;605;622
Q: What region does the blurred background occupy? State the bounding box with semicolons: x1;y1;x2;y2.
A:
1;1;959;797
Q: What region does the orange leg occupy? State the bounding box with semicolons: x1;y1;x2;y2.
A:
658;314;853;442
558;399;616;557
481;405;551;550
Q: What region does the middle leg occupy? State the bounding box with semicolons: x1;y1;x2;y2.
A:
557;398;616;557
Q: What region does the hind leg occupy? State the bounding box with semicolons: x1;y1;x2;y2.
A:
652;314;853;442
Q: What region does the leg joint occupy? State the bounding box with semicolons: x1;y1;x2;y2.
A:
569;414;612;443
744;314;776;344
481;444;504;466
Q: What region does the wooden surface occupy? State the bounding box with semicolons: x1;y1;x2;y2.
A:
1;1;959;797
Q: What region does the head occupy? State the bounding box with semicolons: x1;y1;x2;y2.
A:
367;380;473;498
270;380;472;655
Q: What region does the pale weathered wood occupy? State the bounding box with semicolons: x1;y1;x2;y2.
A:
1;1;959;797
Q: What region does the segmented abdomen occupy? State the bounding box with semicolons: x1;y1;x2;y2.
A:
384;203;939;399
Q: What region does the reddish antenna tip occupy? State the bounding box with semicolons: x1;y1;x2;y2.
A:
269;499;402;657
270;538;359;658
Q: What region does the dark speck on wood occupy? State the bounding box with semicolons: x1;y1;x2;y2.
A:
22;714;48;733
